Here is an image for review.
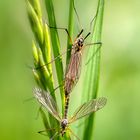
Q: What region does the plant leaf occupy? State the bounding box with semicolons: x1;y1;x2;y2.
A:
82;0;105;140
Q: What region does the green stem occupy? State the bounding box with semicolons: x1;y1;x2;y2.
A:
45;0;65;115
82;0;105;139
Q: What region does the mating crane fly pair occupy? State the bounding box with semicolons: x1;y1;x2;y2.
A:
34;28;106;139
33;0;106;139
34;23;105;139
34;88;107;140
35;27;102;120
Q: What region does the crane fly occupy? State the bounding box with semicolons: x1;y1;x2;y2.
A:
34;88;107;140
65;29;90;94
33;0;102;121
63;29;101;119
34;28;101;120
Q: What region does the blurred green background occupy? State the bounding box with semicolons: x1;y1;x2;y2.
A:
0;0;140;140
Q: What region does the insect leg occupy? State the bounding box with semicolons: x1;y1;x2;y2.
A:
38;128;56;136
50;84;64;95
72;0;83;30
85;42;102;65
50;131;59;140
68;128;80;140
89;12;97;33
34;47;72;70
45;21;73;44
35;105;42;120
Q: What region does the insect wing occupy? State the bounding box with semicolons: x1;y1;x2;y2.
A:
69;97;107;123
66;50;82;83
34;88;61;122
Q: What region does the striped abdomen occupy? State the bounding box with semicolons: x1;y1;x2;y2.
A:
64;93;70;119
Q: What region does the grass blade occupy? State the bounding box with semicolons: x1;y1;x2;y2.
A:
45;0;65;113
82;0;105;139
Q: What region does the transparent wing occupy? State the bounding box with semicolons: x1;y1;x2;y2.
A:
69;97;107;123
65;51;82;82
33;88;61;121
64;52;82;94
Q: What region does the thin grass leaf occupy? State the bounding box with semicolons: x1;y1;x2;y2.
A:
63;1;74;139
82;0;105;140
45;0;65;113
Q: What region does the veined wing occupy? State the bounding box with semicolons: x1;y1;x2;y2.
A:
34;88;61;122
69;97;107;123
64;52;82;94
65;51;82;82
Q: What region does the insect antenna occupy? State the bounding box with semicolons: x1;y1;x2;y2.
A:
84;32;91;40
77;29;84;37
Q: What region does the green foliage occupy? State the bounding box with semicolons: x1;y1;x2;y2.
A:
45;0;65;107
1;0;140;140
26;0;104;139
26;0;60;138
82;0;105;139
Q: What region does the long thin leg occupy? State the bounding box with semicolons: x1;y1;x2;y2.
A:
50;83;64;94
72;0;83;30
38;128;56;137
38;130;48;136
85;42;102;65
35;106;42;120
89;13;97;33
34;48;72;70
23;96;35;103
89;0;101;33
50;132;59;140
82;42;102;53
45;22;73;44
85;42;102;46
68;128;80;140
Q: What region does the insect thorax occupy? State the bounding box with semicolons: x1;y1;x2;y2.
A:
73;36;84;52
61;119;68;129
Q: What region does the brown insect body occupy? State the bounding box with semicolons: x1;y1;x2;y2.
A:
65;35;84;92
64;35;84;119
